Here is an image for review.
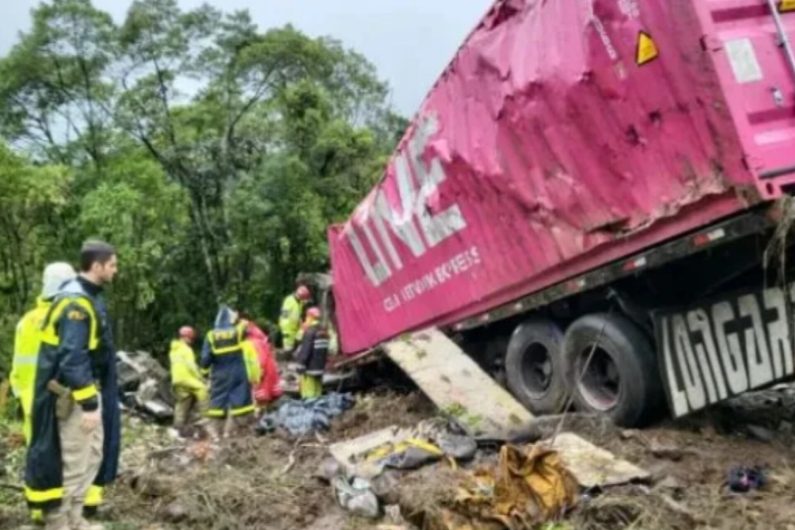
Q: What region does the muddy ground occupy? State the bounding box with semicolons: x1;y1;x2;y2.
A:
3;386;795;530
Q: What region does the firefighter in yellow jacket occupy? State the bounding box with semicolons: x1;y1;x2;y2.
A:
12;262;78;525
278;285;311;352
169;326;208;431
12;263;77;443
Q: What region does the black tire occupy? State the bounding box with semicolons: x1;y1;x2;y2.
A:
562;313;664;427
505;319;567;415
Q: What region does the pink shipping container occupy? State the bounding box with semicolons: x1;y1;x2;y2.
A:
328;0;795;356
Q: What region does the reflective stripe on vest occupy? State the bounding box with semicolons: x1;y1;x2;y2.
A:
12;356;38;366
208;328;243;355
38;295;101;403
39;296;100;351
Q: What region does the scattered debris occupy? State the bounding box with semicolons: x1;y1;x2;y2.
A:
366;438;444;470
330;426;404;476
746;424;775;443
447;444;579;530
330;419;477;478
256;392;356;436
7;372;795;530
727;465;767;494
333;476;380;519
117;350;174;421
546;433;650;489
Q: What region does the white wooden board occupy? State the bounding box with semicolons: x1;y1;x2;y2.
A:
383;328;534;439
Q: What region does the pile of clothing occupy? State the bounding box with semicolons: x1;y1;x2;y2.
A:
256;392;355;436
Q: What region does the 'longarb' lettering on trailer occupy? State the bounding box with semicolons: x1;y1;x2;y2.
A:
655;284;795;417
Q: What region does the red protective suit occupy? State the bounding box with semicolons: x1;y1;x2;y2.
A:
246;323;283;404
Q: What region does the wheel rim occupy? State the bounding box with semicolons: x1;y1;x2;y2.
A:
519;342;553;399
576;346;620;411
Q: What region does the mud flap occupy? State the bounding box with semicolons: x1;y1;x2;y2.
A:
382;328;534;440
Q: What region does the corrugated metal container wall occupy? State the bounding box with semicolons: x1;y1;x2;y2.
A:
328;0;795;354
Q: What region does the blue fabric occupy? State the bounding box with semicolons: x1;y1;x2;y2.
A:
214;305;234;328
256;392;355;436
728;466;766;493
54;302;96;408
25;278;121;510
60;279;121;486
201;306;251;415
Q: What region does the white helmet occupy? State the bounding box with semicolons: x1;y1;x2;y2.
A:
41;262;77;300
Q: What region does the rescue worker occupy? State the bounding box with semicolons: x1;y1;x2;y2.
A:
278;285;311;353
25;240;122;530
12;262;76;444
200;306;261;439
12;263;76;526
295;306;321;345
246;321;283;412
295;307;330;400
169;326;208;432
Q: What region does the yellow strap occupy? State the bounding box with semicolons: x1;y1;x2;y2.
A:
230;404;255;416
84;485;103;506
40;296;99;350
73;384;98;402
25;486;64;503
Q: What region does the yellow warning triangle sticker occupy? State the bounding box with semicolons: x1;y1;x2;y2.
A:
636;31;659;66
781;0;795;12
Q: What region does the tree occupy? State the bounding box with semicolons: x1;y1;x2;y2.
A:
0;0;405;366
0;143;71;367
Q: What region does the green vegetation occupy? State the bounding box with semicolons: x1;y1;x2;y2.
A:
0;0;408;371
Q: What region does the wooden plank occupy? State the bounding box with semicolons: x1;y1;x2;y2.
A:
329;425;409;477
383;328;534;439
548;432;650;488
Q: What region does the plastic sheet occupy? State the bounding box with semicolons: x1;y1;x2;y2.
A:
255;392;355;436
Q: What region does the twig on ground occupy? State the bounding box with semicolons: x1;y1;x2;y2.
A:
281;435;305;475
281;453;297;475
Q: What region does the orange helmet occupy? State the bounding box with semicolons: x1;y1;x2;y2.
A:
306;307;321;319
296;285;311;300
179;326;195;342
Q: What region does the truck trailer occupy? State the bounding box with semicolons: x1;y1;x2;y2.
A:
322;0;795;427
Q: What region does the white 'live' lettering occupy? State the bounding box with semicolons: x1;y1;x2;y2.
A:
344;114;467;286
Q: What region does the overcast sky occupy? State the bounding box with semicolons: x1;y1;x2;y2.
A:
0;0;493;117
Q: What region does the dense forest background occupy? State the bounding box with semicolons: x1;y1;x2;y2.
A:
0;0;408;371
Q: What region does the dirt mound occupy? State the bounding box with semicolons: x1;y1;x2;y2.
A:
330;390;436;440
7;388;795;530
0;420;26;529
113;436;332;529
106;392;434;530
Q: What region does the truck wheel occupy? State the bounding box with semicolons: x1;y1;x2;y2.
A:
505;319;567;415
562;313;664;427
